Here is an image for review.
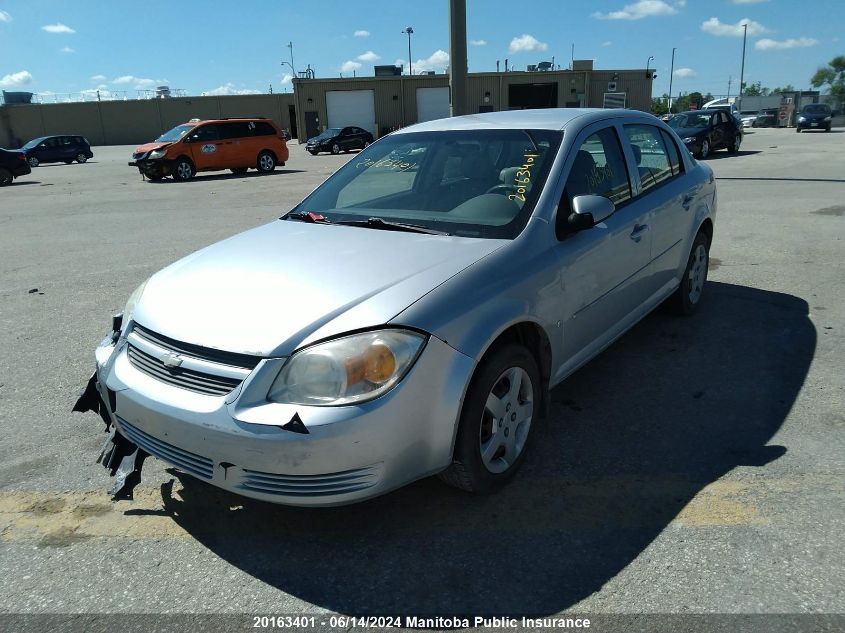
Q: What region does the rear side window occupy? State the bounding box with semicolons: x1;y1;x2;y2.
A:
624;124;673;193
564;126;632;207
253;121;277;136
659;129;683;176
220;122;251;139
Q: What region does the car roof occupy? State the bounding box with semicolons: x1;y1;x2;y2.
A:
394;108;658;134
191;118;272;124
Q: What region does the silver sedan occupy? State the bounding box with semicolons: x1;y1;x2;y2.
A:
76;108;716;506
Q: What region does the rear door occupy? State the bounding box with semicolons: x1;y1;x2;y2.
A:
186;124;223;170
218;121;250;167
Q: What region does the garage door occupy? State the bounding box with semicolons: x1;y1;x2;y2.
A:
416;87;450;123
326;90;375;135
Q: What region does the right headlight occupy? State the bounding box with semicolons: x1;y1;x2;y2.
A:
798;116;806;122
268;329;426;406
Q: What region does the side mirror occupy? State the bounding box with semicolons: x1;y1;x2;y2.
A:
568;195;615;230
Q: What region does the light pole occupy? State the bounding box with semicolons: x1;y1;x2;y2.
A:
738;23;748;105
402;27;414;75
646;56;654;80
286;41;296;78
668;47;676;112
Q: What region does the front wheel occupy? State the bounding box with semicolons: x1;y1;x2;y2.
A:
331;143;341;155
172;158;194;181
257;151;276;173
668;231;710;316
439;344;540;493
697;139;710;159
76;153;88;164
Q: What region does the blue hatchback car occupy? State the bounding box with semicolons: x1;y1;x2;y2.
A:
21;134;94;167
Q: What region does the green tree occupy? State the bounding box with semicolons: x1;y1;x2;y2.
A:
743;81;769;96
688;91;704;109
651;95;669;116
811;55;845;110
771;84;796;95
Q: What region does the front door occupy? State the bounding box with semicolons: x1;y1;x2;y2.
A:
553;123;653;381
186;123;223;170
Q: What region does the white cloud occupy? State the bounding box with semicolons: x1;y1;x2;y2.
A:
508;34;548;53
470;39;487;46
673;67;696;78
280;73;293;86
0;70;33;87
60;46;75;53
340;60;362;73
701;17;769;37
354;30;370;37
91;74;106;81
0;10;12;22
41;23;75;34
755;37;818;50
395;50;450;73
357;50;380;62
602;41;613;47
593;0;678;20
112;75;165;89
80;88;115;100
202;83;261;96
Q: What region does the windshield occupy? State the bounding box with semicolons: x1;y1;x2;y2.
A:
316;128;342;138
155;124;195;143
22;138;45;149
802;104;830;114
668;113;710;129
292;129;562;239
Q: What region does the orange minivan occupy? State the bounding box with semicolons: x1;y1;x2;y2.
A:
129;118;289;181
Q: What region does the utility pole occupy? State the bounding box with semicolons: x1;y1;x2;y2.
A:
402;27;414;75
668;47;676;112
738;23;748;106
727;76;732;100
448;0;467;116
287;41;296;78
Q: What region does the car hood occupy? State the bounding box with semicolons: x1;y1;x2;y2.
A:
674;127;708;139
133;220;506;357
799;112;829;119
134;141;172;153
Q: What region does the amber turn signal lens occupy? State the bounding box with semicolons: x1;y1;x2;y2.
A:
345;342;396;386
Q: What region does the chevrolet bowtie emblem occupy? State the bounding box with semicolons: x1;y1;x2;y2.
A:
160;352;184;369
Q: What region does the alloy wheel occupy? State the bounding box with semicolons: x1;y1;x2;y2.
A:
688;243;708;304
479;367;534;474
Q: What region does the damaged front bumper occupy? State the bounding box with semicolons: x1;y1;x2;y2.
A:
74;316;475;506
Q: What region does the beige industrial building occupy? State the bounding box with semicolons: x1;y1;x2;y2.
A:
292;61;653;141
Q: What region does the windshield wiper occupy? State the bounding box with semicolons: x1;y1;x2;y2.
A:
282;211;332;224
335;217;449;235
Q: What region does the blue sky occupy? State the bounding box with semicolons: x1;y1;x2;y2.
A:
1;0;842;101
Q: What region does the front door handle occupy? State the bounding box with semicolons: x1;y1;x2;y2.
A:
630;224;649;242
682;192;695;210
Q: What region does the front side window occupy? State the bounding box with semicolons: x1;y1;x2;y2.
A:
564;127;631;207
156;124;195;143
624;124;674;193
188;124;220;142
293;129;562;239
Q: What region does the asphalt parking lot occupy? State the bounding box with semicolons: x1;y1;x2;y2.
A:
0;129;843;626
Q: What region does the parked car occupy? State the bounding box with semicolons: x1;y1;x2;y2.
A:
740;111;758;129
306;126;374;154
754;109;779;128
21;135;93;167
795;103;834;132
667;109;743;158
128;118;289;181
76;108;717;506
0;148;32;186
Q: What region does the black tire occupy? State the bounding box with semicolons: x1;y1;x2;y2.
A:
257;151;276;173
363;140;372;148
796;128;802;133
231;167;248;175
76;153;88;164
145;173;164;181
27;156;39;168
172;157;194;181
728;134;741;153
668;231;710;316
439;344;540;493
697;138;710;159
0;167;12;187
331;143;341;155
308;150;317;155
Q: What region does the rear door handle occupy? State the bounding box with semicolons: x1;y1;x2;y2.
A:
630;224;649;242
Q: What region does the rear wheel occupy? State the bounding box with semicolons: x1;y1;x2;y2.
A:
257;151;276;173
172;158;194;181
729;134;741;153
439;344;539;493
28;156;39;168
669;231;710;316
76;153;88;164
0;168;12;186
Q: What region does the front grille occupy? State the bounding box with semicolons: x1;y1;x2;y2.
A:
133;324;260;370
239;466;381;498
127;344;241;396
118;417;213;480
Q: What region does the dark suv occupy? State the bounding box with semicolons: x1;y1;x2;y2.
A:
0;148;31;186
21;135;94;167
796;103;833;132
